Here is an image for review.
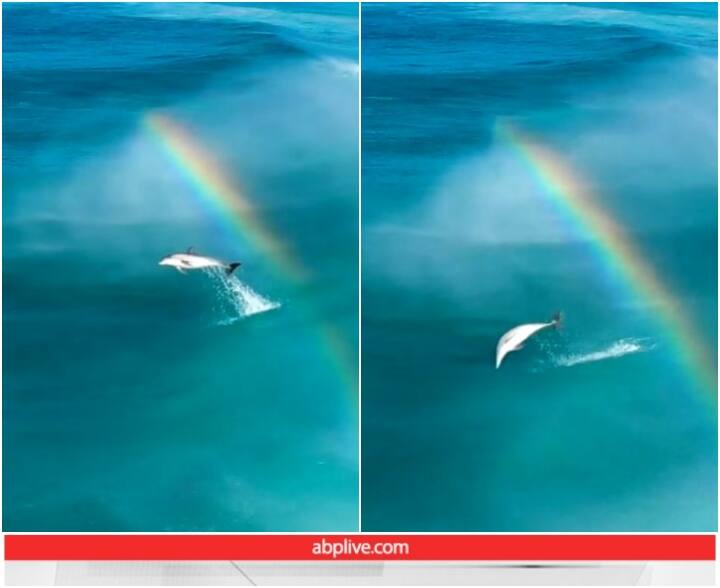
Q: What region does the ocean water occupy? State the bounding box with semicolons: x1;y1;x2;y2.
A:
4;3;358;531
362;3;717;531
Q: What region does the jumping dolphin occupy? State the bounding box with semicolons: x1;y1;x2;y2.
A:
159;247;241;276
495;313;562;369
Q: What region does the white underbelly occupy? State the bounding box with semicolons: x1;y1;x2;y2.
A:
188;259;222;269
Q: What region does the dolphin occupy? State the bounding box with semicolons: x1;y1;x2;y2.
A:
159;247;241;276
495;312;562;369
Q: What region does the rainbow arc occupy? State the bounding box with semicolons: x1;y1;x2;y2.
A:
145;112;357;402
145;113;306;282
497;120;716;402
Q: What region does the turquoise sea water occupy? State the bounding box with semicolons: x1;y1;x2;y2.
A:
361;3;717;531
4;3;358;531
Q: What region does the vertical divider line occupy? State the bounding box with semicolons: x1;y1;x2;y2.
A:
357;0;363;534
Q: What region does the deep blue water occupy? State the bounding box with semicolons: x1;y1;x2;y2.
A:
362;3;717;531
4;3;358;531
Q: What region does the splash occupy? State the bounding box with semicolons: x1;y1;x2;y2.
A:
555;338;652;367
205;268;280;324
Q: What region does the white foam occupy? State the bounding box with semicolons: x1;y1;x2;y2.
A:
554;338;652;367
205;268;280;323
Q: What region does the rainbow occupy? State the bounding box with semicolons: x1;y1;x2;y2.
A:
144;113;307;282
497;121;716;403
144;112;357;402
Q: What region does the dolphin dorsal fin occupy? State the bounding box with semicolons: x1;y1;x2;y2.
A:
186;246;194;254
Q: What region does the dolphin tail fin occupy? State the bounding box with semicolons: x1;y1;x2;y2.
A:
226;262;241;276
551;311;563;329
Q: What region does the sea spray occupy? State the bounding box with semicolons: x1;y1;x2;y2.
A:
554;338;653;367
204;267;280;323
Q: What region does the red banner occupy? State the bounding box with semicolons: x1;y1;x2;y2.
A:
4;534;715;561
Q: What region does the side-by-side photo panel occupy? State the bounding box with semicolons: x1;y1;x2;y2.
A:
361;3;717;531
4;0;718;539
4;3;359;531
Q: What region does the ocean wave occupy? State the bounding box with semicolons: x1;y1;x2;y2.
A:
112;3;357;58
459;3;717;52
123;3;353;29
554;338;653;367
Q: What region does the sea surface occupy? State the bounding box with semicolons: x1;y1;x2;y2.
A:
4;3;358;531
362;3;717;531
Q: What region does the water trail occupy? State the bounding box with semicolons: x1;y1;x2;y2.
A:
204;268;280;324
554;338;653;367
